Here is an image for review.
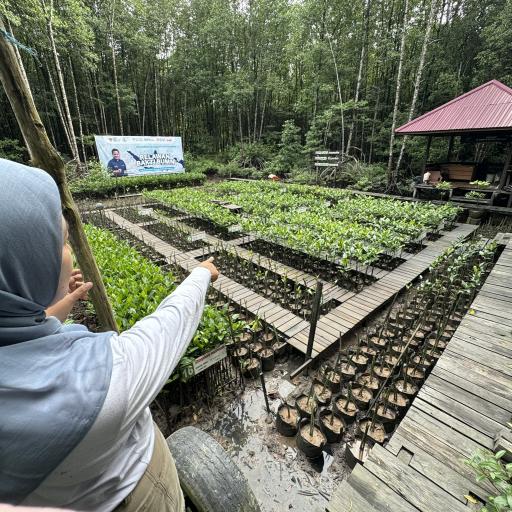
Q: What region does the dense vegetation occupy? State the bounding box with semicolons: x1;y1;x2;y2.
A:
146;181;460;267
84;224;247;379
2;0;511;187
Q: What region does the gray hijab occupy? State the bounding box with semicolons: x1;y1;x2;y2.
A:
0;159;113;503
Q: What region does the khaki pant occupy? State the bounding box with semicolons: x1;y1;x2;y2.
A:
115;424;185;512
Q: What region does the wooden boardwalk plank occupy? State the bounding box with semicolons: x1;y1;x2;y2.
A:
363;444;468;512
327;465;417;512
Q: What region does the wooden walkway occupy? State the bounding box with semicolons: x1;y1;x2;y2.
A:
105;208;476;359
327;239;512;512
288;224;477;357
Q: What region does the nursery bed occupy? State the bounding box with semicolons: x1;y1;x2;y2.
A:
79;195;501;512
103;202;478;363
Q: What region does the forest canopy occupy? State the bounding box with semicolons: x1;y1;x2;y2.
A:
1;0;511;182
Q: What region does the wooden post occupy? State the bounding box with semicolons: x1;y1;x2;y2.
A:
498;142;512;189
306;280;324;361
423;135;432;171
447;135;454;161
0;19;118;332
259;372;271;414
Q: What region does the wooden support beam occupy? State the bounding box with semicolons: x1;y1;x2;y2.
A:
499;142;512;189
423;135;433;170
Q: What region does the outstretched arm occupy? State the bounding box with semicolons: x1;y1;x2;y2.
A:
112;259;218;425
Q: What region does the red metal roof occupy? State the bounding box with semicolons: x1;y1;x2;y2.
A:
396;80;512;135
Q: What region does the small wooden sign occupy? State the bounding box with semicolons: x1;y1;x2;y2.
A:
193;345;228;375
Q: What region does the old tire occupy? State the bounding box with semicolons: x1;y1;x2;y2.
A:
167;426;261;512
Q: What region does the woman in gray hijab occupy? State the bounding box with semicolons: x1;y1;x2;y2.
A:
0;159;218;511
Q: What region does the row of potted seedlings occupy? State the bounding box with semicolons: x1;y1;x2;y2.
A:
204;285;289;379
242;239;375;292
232;319;285;379
209;245;338;320
275;238;497;461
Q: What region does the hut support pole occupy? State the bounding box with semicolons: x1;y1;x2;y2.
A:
499;142;512;189
447;135;454;161
423;135;432;171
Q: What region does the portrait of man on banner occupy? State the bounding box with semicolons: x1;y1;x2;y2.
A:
107;148;128;177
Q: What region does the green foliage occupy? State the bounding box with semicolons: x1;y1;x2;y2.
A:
436;181;452;190
466;449;512;512
466;190;487;199
0;138;26;162
338;161;388;192
303;119;324;156
228;142;275;170
70;161;206;198
186;157;224;176
2;0;511;181
147;181;461;267
146;188;239;227
470;180;491;188
85;223;247;382
266;120;307;175
84;224;177;330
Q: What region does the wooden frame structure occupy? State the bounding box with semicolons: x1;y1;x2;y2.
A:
396;80;512;207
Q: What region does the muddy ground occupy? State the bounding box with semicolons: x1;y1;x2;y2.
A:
165;328;366;512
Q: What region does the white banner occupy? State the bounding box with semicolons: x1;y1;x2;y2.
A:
95;135;185;177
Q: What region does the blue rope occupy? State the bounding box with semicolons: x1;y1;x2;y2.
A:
0;28;38;58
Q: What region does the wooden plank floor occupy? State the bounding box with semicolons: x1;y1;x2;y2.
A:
327;239;512;512
105;210;310;342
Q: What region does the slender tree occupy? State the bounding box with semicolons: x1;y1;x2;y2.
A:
395;0;438;173
0;18;118;332
40;0;80;163
387;0;409;188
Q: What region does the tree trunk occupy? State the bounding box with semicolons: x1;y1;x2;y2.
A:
395;0;437;173
347;0;372;155
328;37;345;155
69;57;87;167
154;65;159;135
42;0;80;163
258;87;268;141
369;89;381;164
87;74;101;134
6;20;29;88
387;0;409;188
0;17;118;333
110;1;124;135
141;70;149;135
93;72;108;134
46;61;73;153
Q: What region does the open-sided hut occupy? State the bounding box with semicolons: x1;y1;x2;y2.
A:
396;79;512;207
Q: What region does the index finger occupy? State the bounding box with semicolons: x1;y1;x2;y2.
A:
207;256;214;263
